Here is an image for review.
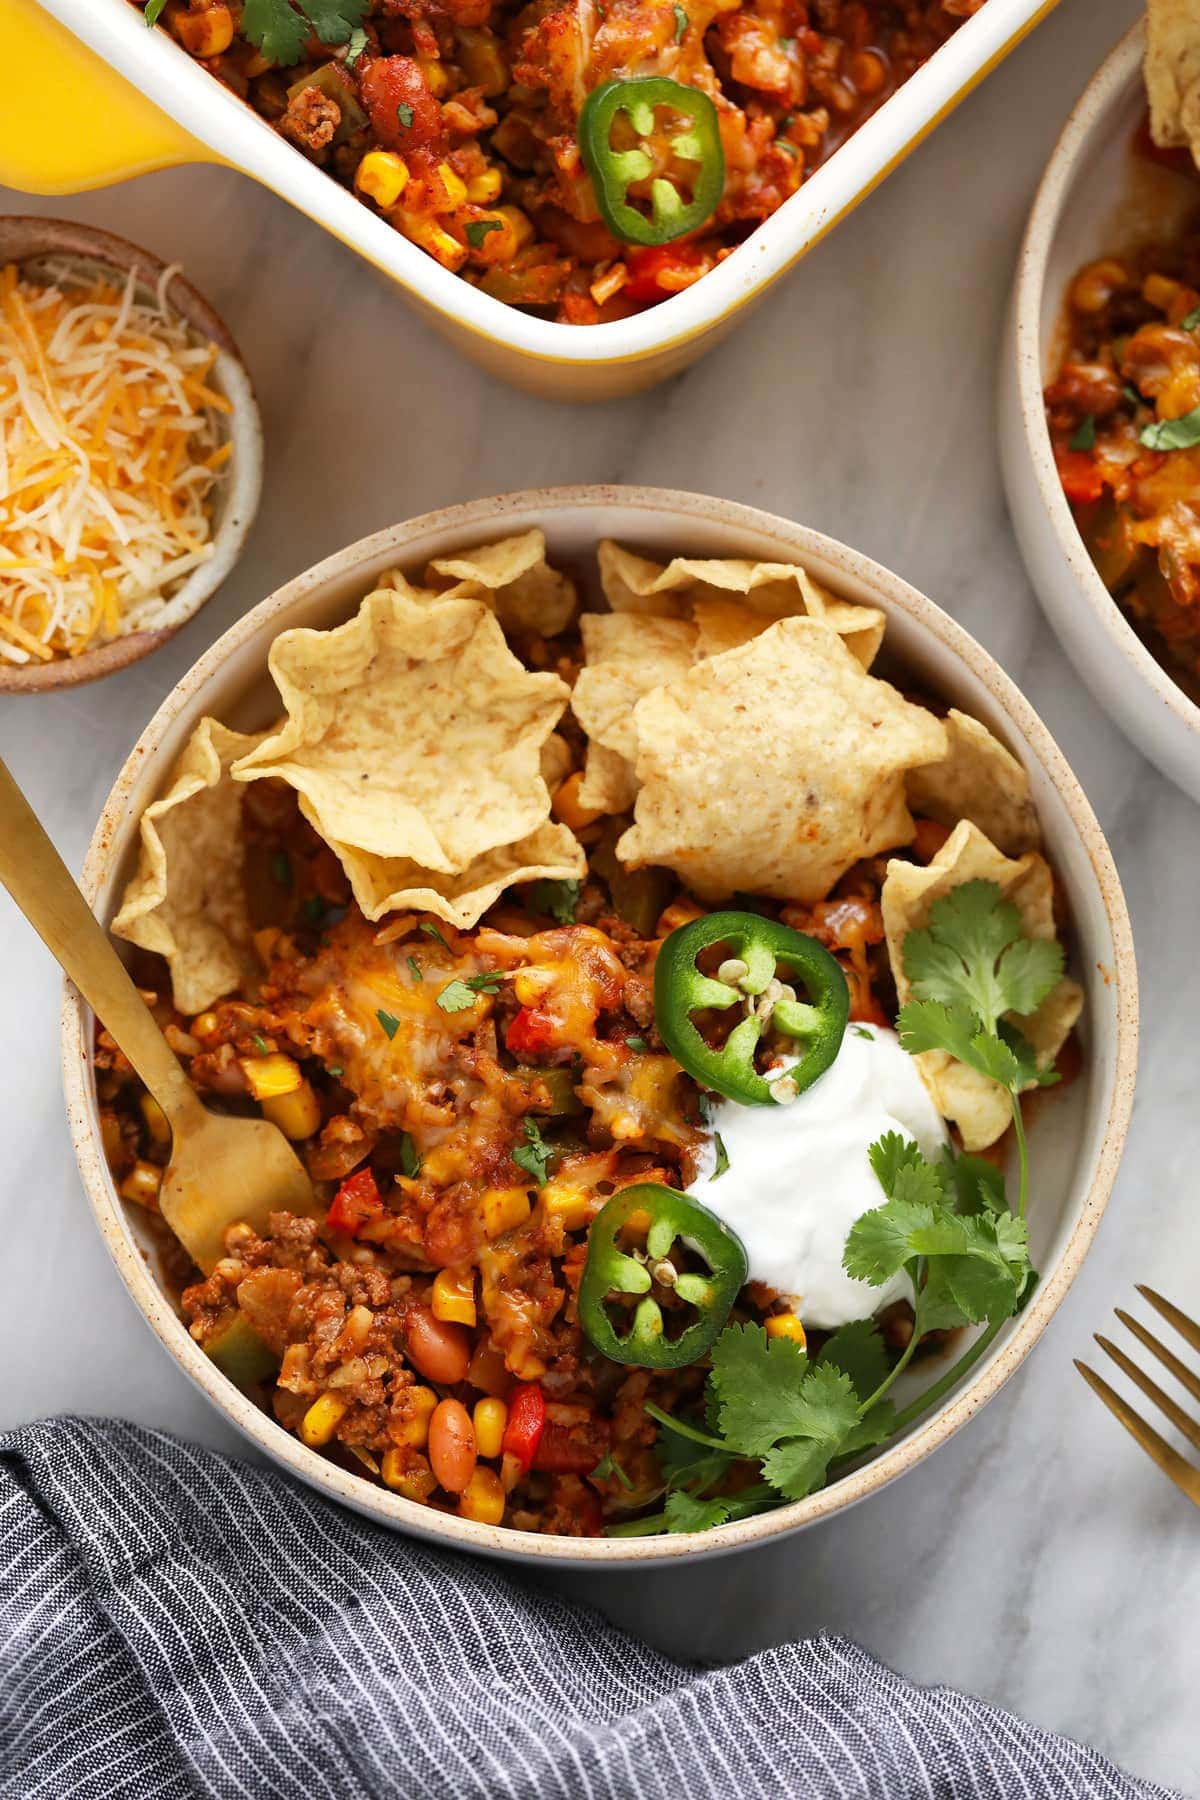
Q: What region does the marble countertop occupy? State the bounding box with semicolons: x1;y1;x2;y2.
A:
4;0;1197;1788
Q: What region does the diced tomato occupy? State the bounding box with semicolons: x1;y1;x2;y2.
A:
532;1417;611;1474
501;1382;546;1472
326;1167;383;1236
506;1006;556;1055
1055;449;1105;507
622;243;712;304
359;56;446;157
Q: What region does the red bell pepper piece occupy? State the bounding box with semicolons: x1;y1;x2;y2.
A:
501;1382;546;1472
623;243;710;303
506;1007;555;1055
1055;449;1104;507
326;1167;383;1236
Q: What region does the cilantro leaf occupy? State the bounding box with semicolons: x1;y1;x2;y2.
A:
302;0;368;43
761;1437;835;1501
673;2;689;38
868;1131;946;1202
1069;414;1096;451
944;1149;1007;1217
420;921;452;950
530;877;580;923
242;0;309;64
1140;405;1200;451
896;999;1030;1090
664;1489;730;1533
407;955;423;982
902;880;1062;1038
436;982;477;1012
657;1430;735;1494
399;1132;422;1179
513;1116;552;1185
344;23;367;64
376;1009;400;1040
592;1451;635;1491
710;1131;730;1180
1185;303;1200;331
466;219;505;251
251;1032;270;1056
817;1318;890;1403
626;1036;648;1053
396;101;415;128
707;1322;810;1456
842;1192;936;1285
835;1400;896;1457
145;0;168;24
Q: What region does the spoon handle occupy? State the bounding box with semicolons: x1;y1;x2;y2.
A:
0;756;205;1134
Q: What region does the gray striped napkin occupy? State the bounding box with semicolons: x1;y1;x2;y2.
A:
0;1418;1174;1799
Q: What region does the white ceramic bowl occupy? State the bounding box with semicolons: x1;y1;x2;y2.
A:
7;0;1059;399
0;216;263;694
62;487;1137;1567
999;21;1200;802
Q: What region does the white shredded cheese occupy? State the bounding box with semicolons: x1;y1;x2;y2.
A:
0;256;230;665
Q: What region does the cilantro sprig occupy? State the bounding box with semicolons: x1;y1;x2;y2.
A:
436;970;504;1013
512;1116;553;1185
896;879;1062;1218
238;0;368;64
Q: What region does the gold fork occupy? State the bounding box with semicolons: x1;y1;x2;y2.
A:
1076;1287;1200;1506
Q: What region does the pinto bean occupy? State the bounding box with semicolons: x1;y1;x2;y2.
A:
404;1304;471;1385
428;1399;476;1494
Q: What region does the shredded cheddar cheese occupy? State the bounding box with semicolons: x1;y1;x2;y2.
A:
0;258;229;665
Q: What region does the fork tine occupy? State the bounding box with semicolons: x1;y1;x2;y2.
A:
1094;1334;1200;1455
1114;1309;1200;1406
1075;1361;1200;1503
1135;1286;1200;1358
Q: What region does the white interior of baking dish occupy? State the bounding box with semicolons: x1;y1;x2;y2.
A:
63;489;1135;1566
45;0;1056;365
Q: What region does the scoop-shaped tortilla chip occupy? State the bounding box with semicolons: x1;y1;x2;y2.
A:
232;592;570;876
596;540;884;667
618;618;948;903
1146;0;1200;164
572;613;698;814
906;710;1041;858
427;528;577;636
318;809;585;929
112;718;265;1015
881;819;1083;1150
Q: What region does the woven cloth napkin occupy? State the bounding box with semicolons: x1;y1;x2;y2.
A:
0;1418;1173;1800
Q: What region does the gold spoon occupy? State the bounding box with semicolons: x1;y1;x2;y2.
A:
0;754;316;1274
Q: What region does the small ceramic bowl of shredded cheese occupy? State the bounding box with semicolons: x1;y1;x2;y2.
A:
0;216;262;692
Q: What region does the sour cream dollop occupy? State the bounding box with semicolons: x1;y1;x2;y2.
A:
688;1024;948;1330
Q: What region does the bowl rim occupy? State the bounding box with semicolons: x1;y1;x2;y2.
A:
1009;17;1200;752
0;214;263;694
51;0;1059;367
60;484;1138;1566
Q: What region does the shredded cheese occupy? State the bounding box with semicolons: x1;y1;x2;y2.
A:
0;257;229;665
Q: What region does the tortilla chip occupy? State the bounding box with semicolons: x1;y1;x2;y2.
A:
596;541;884;667
232;593;569;876
572;613;699;815
321;813;585;929
618;618;948;903
906;710;1042;858
1146;0;1200;163
112;718;265;1015
427;529;577;636
540;731;574;794
881;819;1084;1150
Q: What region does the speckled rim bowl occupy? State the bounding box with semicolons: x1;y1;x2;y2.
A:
0;216;262;694
61;487;1137;1567
999;22;1200;803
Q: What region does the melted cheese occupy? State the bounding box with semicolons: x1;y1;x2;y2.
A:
0;257;228;665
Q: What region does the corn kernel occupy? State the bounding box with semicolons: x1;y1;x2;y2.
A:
467;168;503;204
355;149;409;209
398;1385;439;1449
457;29;508;96
300;1392;349;1448
175;3;234;57
395;210;467;272
657;899;706;934
191;1010;219;1039
482;1186;532;1239
139;1092;171;1146
436;161;468;207
552;770;602;832
513;966;555;1006
458;1465;506;1525
765;1313;807;1348
420;1142;468;1185
540;1178;590;1232
382;1450;438;1501
261;1079;322;1140
472;1397;508;1459
432;1268;477;1327
494;205;533;252
120;1159;162;1208
100;1110;124;1167
418;55;450;97
239;1053;301;1101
